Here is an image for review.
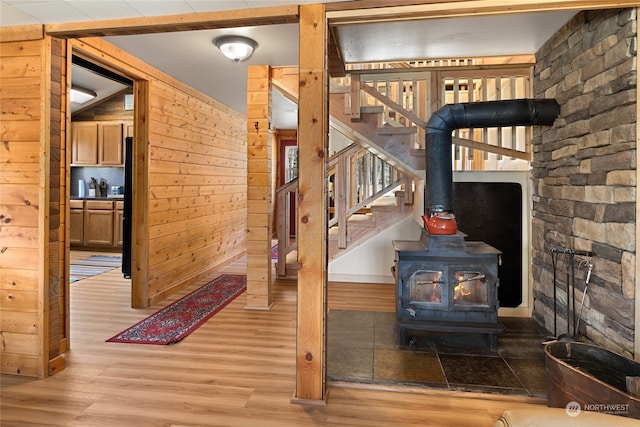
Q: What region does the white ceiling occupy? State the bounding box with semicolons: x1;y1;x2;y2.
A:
71;64;130;112
335;11;577;63
0;1;577;129
103;23;302;128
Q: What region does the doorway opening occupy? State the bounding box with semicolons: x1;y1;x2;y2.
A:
68;53;135;285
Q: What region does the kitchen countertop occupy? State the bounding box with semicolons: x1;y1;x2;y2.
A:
72;196;124;200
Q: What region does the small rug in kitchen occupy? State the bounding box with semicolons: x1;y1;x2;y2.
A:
70;255;121;283
72;255;122;268
106;274;246;345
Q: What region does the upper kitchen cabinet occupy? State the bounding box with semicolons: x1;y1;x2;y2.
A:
71;121;130;166
99;123;124;165
72;122;99;165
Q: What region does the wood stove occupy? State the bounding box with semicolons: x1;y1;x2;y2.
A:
393;229;503;350
393;98;560;351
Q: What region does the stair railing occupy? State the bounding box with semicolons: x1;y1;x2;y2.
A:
274;178;298;277
328;144;408;249
349;70;430;150
346;67;534;167
274;142;412;275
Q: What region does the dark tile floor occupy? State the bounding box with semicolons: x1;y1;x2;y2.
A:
327;310;551;398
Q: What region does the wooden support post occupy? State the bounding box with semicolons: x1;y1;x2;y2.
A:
293;4;328;404
246;65;273;310
350;73;360;120
336;153;347;249
131;80;149;309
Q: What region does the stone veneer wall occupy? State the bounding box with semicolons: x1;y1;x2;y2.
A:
531;8;637;357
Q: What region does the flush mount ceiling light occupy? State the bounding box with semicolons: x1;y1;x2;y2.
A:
214;35;258;62
70;86;97;104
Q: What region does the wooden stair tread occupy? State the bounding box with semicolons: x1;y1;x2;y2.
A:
360;105;384;114
370;196;398;207
347;214;375;226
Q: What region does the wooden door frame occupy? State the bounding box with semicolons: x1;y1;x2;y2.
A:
66;42;150;310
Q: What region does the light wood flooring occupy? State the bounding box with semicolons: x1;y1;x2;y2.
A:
1;251;545;426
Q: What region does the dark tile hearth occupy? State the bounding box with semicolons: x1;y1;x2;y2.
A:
327;310;550;397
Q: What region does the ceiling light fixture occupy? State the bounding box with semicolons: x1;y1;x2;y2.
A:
214;35;258;63
70;86;97;104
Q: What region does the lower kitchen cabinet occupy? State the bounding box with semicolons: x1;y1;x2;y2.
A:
85;201;114;246
69;200;84;245
70;199;123;248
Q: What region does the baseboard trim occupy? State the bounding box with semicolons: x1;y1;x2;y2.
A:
328;273;394;284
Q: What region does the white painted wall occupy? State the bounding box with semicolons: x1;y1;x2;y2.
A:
328;215;422;284
329;125;353;156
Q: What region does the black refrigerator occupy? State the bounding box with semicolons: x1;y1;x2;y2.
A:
122;136;133;278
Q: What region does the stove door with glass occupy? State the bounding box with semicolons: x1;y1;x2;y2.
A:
394;243;504;350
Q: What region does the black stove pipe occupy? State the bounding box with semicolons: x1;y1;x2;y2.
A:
424;99;560;233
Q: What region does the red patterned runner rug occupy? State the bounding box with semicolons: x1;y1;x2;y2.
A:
106;274;246;345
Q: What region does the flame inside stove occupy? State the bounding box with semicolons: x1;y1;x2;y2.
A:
411;270;444;303
453;271;486;303
430;282;441;303
454;282;472;301
411;270;488;305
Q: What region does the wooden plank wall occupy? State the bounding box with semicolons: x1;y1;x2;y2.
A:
1;31;248;377
245;65;273;309
0;35;46;377
72;92;134;121
48;36;67;375
146;79;247;305
70;37;248;307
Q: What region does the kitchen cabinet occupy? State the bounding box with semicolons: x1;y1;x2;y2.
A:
125;122;134;139
70;199;124;249
84;200;115;247
99;123;124;165
71;121;129;166
71;122;99;165
69;200;84;245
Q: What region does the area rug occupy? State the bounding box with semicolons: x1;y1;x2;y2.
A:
106;274;246;345
70;265;117;283
70;255;121;283
72;255;122;268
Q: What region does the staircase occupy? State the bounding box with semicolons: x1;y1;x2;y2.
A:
275;143;415;278
329;90;425;179
274;65;536;278
328;189;412;262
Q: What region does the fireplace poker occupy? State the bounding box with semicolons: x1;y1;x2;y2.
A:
574;260;593;340
569;251;575;338
457;273;486;283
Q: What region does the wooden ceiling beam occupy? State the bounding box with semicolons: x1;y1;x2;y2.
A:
45;5;299;38
327;0;640;25
0;24;44;42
